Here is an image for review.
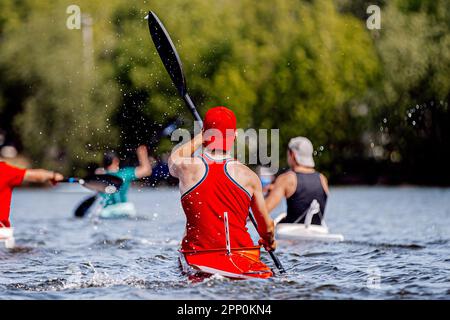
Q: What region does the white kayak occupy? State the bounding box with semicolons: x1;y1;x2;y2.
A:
274;199;344;242
0;227;15;249
98;202;137;219
276;223;344;242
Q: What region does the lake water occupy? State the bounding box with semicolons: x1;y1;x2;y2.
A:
1;186;449;299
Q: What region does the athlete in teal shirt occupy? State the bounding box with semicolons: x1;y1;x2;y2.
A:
100;145;152;208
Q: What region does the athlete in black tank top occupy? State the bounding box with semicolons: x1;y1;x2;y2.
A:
284;172;327;225
265;136;329;226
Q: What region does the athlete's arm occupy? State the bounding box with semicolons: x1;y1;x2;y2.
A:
250;174;276;251
265;172;295;212
320;173;330;195
168;133;203;178
135;145;152;179
23;169;64;185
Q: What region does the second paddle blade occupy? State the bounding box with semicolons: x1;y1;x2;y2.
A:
83;174;123;194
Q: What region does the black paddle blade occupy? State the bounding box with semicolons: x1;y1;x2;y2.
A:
74;195;98;218
83;174;123;194
147;11;187;96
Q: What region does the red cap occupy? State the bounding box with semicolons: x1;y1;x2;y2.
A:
203;106;237;151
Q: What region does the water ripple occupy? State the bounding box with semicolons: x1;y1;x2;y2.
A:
1;187;449;299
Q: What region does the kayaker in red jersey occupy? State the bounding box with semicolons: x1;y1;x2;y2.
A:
0;162;63;228
169;106;276;253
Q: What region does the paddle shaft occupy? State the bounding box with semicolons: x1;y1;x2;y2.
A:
248;213;286;273
62;177;84;184
184;93;203;126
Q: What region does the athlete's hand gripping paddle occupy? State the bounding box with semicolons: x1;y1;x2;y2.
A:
63;174;123;194
146;11;285;274
64;174;123;218
249;213;286;273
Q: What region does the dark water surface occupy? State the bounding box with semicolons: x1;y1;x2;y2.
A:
1;186;449;299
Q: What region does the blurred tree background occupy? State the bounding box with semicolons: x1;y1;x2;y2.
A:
0;0;448;184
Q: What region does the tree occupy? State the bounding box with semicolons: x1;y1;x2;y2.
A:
371;0;450;183
0;1;119;175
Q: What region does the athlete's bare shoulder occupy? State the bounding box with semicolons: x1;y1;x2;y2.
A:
225;160;260;194
176;156;207;195
319;172;330;194
274;170;297;197
174;156;204;173
226;160;258;179
282;170;296;178
277;170;296;184
175;156;205;182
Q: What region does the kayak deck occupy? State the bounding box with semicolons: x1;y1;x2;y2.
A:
276;223;344;242
180;247;273;280
0;227;15;249
97;202;137;219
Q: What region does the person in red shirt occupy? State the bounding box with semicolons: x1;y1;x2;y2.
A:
169;106;276;253
0;162;63;228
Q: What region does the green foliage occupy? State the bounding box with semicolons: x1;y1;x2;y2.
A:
110;0;379;177
0;1;120;175
370;0;450;183
0;0;448;183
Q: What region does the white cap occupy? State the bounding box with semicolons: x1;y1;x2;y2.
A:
288;137;315;168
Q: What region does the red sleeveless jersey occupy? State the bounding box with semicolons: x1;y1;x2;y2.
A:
180;154;254;251
0;162;26;228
